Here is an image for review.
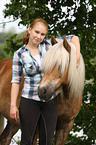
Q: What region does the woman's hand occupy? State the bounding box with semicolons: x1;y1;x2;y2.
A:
10;83;20;122
10;106;19;122
71;36;80;67
76;51;80;67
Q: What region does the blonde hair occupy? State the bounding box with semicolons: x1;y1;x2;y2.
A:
22;18;48;44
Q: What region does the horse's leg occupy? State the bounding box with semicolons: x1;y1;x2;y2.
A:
55;119;74;145
0;121;20;145
0;114;4;135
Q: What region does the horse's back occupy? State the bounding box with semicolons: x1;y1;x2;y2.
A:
0;59;12;74
0;58;12;84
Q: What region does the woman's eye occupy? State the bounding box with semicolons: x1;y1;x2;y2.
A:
35;31;39;34
35;31;45;36
41;33;45;36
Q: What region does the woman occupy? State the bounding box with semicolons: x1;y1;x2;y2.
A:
10;18;80;145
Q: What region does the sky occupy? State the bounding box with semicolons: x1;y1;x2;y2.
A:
0;0;26;33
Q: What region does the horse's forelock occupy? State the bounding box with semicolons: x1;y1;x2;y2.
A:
41;42;69;74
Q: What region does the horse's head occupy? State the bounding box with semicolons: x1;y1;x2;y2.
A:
38;36;71;101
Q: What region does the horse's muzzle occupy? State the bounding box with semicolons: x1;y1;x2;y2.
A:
38;85;54;101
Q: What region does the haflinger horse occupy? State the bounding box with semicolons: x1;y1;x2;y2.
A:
0;36;85;145
38;36;85;145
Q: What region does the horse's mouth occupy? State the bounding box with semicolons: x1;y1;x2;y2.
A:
38;85;55;101
38;94;52;101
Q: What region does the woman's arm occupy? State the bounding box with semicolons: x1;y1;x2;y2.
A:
71;36;80;67
10;83;20;121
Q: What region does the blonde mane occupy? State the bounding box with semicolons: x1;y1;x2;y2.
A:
41;42;69;75
68;42;85;98
41;41;85;98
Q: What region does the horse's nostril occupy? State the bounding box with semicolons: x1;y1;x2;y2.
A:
38;87;46;97
43;88;46;94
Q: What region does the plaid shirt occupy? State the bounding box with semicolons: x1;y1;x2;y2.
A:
11;35;73;101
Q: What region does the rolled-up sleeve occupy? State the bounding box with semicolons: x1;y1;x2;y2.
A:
56;35;74;42
11;52;22;84
46;35;74;47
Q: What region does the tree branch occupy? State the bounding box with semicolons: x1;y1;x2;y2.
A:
0;20;17;25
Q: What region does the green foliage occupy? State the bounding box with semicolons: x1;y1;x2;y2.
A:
0;56;4;60
90;57;96;66
10;136;21;145
2;0;96;144
0;33;12;59
4;33;23;56
0;31;22;59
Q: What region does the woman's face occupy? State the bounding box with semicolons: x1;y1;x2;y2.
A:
28;22;48;46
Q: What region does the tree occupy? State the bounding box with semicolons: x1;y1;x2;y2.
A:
3;0;96;144
0;31;15;59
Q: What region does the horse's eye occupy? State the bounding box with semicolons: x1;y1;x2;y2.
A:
58;65;61;71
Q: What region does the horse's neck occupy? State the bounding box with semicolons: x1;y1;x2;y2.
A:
60;85;70;99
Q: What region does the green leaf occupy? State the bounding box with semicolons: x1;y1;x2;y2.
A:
10;34;17;39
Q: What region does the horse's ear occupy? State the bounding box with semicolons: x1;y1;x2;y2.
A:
63;37;71;53
51;36;58;45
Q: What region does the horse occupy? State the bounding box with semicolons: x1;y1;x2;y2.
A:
38;36;85;144
0;36;85;145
